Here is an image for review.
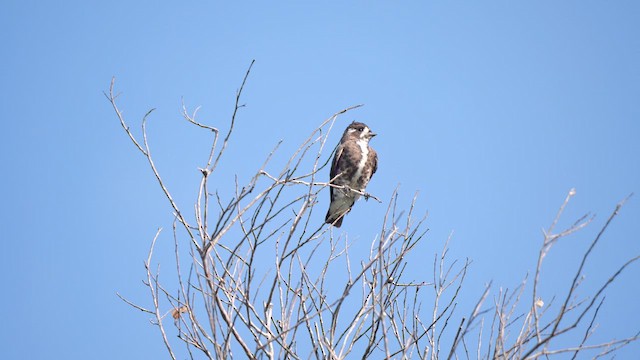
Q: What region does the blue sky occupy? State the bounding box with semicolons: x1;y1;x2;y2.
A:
2;1;639;358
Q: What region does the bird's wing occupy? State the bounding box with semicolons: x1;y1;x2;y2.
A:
329;145;344;199
370;147;378;175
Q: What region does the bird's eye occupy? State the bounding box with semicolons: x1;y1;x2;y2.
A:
358;127;363;132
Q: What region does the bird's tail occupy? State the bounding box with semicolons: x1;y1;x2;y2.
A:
325;210;344;228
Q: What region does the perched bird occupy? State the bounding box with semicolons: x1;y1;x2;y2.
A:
325;121;378;227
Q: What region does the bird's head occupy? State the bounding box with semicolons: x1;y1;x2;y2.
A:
343;121;376;142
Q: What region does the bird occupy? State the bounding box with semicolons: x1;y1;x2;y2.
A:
325;121;378;227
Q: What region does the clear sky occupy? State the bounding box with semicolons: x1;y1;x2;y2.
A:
2;1;639;358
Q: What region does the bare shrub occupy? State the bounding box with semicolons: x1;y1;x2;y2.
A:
108;63;639;359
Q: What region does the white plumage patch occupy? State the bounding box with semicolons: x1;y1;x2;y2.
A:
352;138;369;193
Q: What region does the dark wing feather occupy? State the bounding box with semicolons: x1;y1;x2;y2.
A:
329;145;344;199
370;147;378;175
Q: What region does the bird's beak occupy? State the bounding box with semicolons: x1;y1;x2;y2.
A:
369;132;377;138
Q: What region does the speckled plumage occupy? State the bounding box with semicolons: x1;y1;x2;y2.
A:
325;122;378;227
